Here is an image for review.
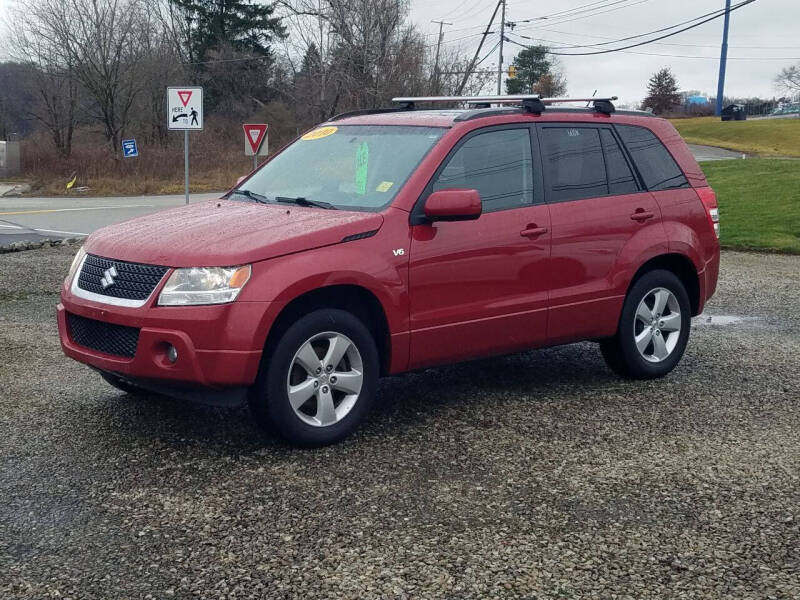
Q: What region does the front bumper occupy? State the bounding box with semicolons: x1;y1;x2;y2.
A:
57;288;273;388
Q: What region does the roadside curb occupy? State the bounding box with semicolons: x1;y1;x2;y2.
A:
0;236;84;254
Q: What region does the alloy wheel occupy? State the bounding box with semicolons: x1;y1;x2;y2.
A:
286;331;364;427
633;287;682;363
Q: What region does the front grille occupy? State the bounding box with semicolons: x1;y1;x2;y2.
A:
77;254;169;301
67;313;140;358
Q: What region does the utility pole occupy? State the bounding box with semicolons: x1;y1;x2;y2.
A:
457;0;502;95
431;19;452;94
497;0;506;95
715;0;732;116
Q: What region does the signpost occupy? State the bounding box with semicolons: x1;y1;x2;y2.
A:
167;86;203;204
121;138;138;158
243;123;269;171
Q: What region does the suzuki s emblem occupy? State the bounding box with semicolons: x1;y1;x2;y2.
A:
100;265;119;289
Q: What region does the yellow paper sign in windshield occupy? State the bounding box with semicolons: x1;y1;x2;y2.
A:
301;126;338;141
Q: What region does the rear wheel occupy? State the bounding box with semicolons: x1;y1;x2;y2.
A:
600;269;691;379
249;309;379;446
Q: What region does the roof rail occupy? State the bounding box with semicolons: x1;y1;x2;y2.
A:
327;106;413;122
391;95;618;115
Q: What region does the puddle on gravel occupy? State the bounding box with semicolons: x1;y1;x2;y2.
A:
692;313;759;327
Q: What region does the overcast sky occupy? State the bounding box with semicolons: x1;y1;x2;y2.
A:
410;0;800;105
0;0;796;106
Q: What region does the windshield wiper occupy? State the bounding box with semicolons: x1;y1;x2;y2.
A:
227;189;270;204
275;196;337;210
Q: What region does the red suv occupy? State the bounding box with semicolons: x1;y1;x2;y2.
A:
57;96;720;445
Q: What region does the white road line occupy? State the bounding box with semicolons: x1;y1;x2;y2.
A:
0;203;155;216
0;224;88;236
32;227;88;236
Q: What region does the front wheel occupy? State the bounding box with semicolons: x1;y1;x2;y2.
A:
249;309;379;446
600;269;691;379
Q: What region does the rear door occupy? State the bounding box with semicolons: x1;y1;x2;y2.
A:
407;125;551;368
539;123;666;344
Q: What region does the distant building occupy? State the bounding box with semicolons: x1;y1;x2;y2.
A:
0;141;21;177
687;96;709;105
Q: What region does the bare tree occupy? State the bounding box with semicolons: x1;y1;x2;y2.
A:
18;0;156;152
279;0;481;126
135;4;189;144
775;63;800;97
5;5;81;156
532;71;567;98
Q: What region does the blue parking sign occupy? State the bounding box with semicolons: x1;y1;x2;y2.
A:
122;138;138;158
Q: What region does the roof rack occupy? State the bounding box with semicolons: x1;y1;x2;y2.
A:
391;95;618;115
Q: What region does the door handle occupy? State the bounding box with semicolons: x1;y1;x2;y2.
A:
630;210;655;222
520;225;548;238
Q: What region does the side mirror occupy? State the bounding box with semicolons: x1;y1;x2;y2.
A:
424;189;482;222
236;175;247;186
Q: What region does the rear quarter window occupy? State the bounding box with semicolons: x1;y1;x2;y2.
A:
616;125;689;191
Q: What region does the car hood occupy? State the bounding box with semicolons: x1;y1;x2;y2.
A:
84;199;385;267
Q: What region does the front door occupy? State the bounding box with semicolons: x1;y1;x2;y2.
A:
408;125;551;369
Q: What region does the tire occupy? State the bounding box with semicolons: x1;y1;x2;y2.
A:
248;308;379;446
100;372;151;396
600;269;692;379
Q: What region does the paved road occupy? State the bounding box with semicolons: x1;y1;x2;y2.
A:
687;143;744;162
0;143;741;247
0;192;221;246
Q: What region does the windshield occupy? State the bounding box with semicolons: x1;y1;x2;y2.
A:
234;125;445;211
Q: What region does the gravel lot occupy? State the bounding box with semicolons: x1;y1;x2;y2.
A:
1;245;798;599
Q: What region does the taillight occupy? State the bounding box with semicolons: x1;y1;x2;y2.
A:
697;187;720;239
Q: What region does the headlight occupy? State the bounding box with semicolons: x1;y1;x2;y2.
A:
66;246;87;284
157;265;252;306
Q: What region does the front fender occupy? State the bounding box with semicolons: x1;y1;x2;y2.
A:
241;210;412;371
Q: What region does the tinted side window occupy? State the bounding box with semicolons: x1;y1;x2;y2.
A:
433;128;533;212
541;127;607;202
616;125;688;191
600;129;639;195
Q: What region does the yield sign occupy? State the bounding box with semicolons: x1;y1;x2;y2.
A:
177;90;193;107
243;123;268;155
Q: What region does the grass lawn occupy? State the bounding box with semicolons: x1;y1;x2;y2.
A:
700;159;800;253
672;117;800;157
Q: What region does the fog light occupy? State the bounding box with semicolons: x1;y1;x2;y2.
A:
166;345;178;364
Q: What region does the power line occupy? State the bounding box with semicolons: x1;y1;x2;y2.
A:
457;0;503;94
517;2;750;51
503;34;797;60
436;0;487;23
431;0;643;37
476;41;501;66
521;26;800;49
448;0;499;24
519;0;758;57
511;0;653;31
515;0;635;24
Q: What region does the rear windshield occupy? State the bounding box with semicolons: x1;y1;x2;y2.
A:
235;125;445;211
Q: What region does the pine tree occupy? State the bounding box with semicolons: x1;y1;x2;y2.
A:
505;45;566;96
642;68;681;115
172;0;285;64
171;0;285;113
505;46;551;95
